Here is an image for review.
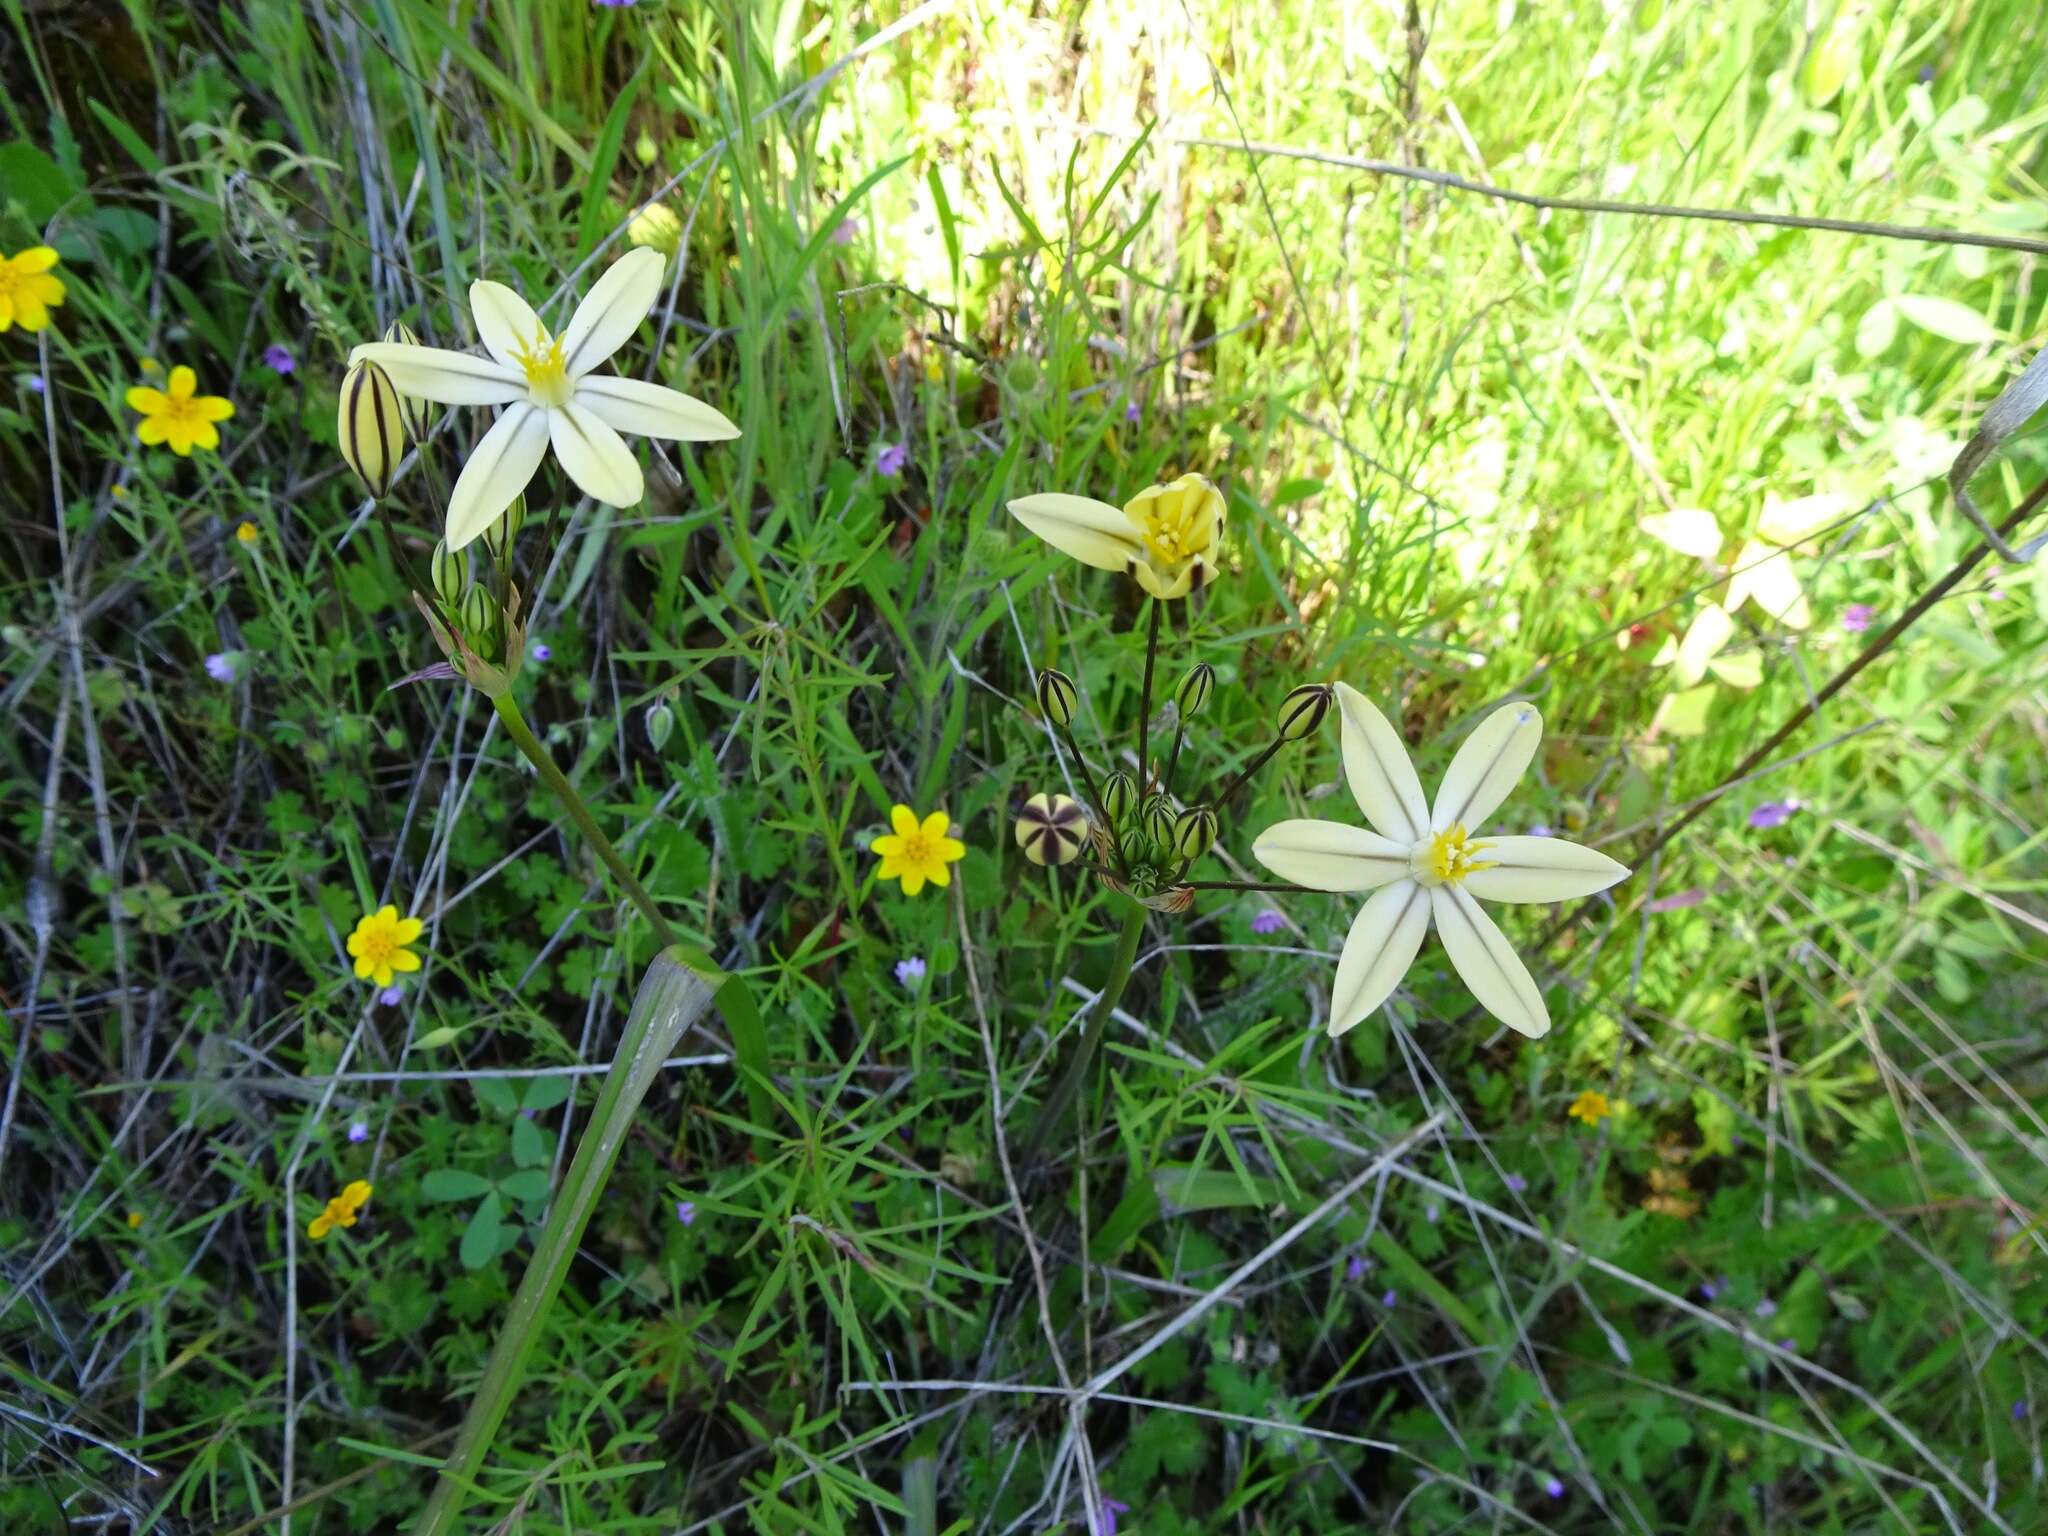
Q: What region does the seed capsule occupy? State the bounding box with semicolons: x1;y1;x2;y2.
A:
430;540;466;606
1014;792;1088;867
380;321;428;435
337;358;406;499
1100;771;1138;824
1035;668;1078;729
1277;683;1333;742
1174;662;1215;718
1172;805;1218;861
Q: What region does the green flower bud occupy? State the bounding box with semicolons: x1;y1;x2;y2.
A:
458;586;499;658
1118;827;1151;867
483;492;526;563
380;322;428;435
1100;770;1137;824
1035;667;1078;730
633;129;658;167
1277;683;1333;742
1141;793;1177;848
1014;792;1088;867
628;202;683;256
430;540;467;607
337;358;406;499
1174;662;1215;718
645;699;675;751
1172;805;1218;861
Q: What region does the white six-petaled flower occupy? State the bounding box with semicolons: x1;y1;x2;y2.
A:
1252;684;1629;1038
347;248;737;551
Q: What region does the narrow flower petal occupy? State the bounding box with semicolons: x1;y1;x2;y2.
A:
195;395;236;422
1335;683;1429;844
1007;494;1145;573
168;366;197;398
890;805;919;837
469;280;548;371
348;342;523;406
550;401;644;506
16;246;59;273
393;917;426;944
1430;703;1542;835
1431;885;1549;1037
574;374;739;440
920;811;951;841
1253;820;1412;892
1328;880;1431;1036
1462;837;1630;904
125;386;167;414
871;834;906;858
445;403;549;550
559;248;665;379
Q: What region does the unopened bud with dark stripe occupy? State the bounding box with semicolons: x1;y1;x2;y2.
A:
1035;667;1078;729
1172;805;1218;861
1100;770;1137;824
458;586;499;658
1277;683;1333;742
483;492;526;563
1141;793;1177;848
338;357;406;498
1174;662;1215;719
430;540;466;606
1015;792;1088;866
381;321;428;435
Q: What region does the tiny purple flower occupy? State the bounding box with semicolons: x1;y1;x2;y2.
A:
1646;887;1706;913
530;642;552;663
1425;1204;1440;1224
377;984;404;1007
830;217;860;246
262;343;296;375
347;1119;369;1143
1099;1498;1130;1536
1505;1173;1527;1193
1754;1297;1778;1320
1841;603;1876;634
1346;1254;1369;1282
594;0;638;7
2013;1401;2029;1421
674;1200;697;1226
1123;399;1141;423
1527;823;1554;838
204;652;237;685
27;374;46;393
1544;1477;1566;1499
895;956;927;987
876;442;909;477
1747;800;1798;831
1380;1289;1397;1308
1699;1276;1725;1301
1250;909;1285;935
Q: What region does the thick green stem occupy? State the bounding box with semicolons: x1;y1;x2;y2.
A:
412;950;718;1536
1019;900;1148;1164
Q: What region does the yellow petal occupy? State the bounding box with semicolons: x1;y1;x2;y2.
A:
16;247;59;273
1007;493;1144;574
935;837;967;862
353;954;374;979
389;949;422;973
877;855;905;881
926;862;952;889
871;834;906;858
920;811;951;841
308;1214;333;1240
900;870;927;896
126;386;167;414
168;366;197;399
469;279;548;371
574;374;738;440
889;805;919;838
393;917;425;944
136;416;170;446
195;395;236;422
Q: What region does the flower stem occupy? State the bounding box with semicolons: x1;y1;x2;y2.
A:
1018;898;1147;1165
1057;720;1126;877
1136;599;1162;791
1210;735;1286;810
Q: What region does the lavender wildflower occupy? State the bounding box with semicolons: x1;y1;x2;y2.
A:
1099;1499;1130;1536
1380;1289;1397;1307
530;642;553;663
1646;887;1706;913
1544;1477;1566;1499
204;652;237;685
1250;909;1285;935
378;984;404;1007
1841;603;1876;633
674;1200;697;1226
1755;1297;1778;1320
1747;800;1798;830
262;343;296;375
1505;1173;1527;1193
1345;1255;1369;1282
895;955;927;987
347;1120;369;1143
876;442;909;477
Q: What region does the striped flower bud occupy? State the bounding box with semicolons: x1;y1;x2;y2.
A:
1035;667;1078;729
337;357;406;498
1171;805;1218;861
1174;662;1215;718
458;586;499;658
1100;770;1137;824
483;492;526;563
430;540;467;607
1141;793;1177;848
1015;793;1088;867
1277;683;1333;742
380;321;428;435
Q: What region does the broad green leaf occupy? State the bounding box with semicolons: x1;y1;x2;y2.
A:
460;1192;503;1271
497;1169;551;1204
421;1168;494;1202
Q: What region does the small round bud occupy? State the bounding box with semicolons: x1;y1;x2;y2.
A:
1174;662;1215;718
458;586;499;657
380;321;428;435
430;540;466;607
628;201;683;256
1035;667;1078;730
1277;683;1333;742
1141;793;1177;848
1100;771;1137;824
483;492;526;563
1014;792;1087;867
337;358;407;499
1171;805;1218;861
645;699;675;751
1118;828;1152;868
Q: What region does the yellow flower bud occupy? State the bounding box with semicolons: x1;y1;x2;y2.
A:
1277;683;1333;742
1036;668;1078;729
337;358;407;499
1123;472;1227;600
1015;792;1088;866
381;322;428;435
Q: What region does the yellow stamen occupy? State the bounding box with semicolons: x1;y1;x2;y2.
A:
513;327;572;407
1413;824;1493;887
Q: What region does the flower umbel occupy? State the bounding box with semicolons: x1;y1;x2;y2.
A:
1007;471;1226;600
872;805;967;896
0;247;65;333
127;366;234;456
308;1179;373;1240
1251;685;1630;1038
347;248;739;550
346;905;424;987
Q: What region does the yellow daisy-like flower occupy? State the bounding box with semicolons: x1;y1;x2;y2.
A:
0;247;66;333
235;520;260;545
1568;1090;1613;1127
1007;471;1227;600
126;365;235;456
307;1178;374;1240
872;804;967;896
346;905;424;987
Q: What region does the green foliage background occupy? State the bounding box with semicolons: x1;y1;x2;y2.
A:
3;0;2047;1531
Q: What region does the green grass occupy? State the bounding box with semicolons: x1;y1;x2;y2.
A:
4;0;2048;1531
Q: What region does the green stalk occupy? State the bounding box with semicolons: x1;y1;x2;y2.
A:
1018;899;1147;1165
411;948;718;1536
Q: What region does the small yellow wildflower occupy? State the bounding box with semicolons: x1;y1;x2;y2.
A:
235;520;260;545
308;1178;374;1240
871;805;967;896
346;905;424;987
1568;1090;1614;1127
126;1210;143;1229
0;247;66;333
126;366;235;457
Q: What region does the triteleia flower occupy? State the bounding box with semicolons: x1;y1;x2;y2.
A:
308;1179;373;1240
530;642;553;662
895;955;928;987
871;805;967;896
262;343;296;375
126;366;235;456
1568;1090;1612;1126
377;983;404;1007
346;248;737;550
346;905;424;988
1007;471;1226;600
204;652;237;684
1747;799;1798;830
347;1119;369;1143
0;247;66;332
1251;909;1285;935
674;1199;697;1226
1251;686;1630;1038
1345;1254;1369;1281
1544;1477;1566;1499
876;441;909;476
